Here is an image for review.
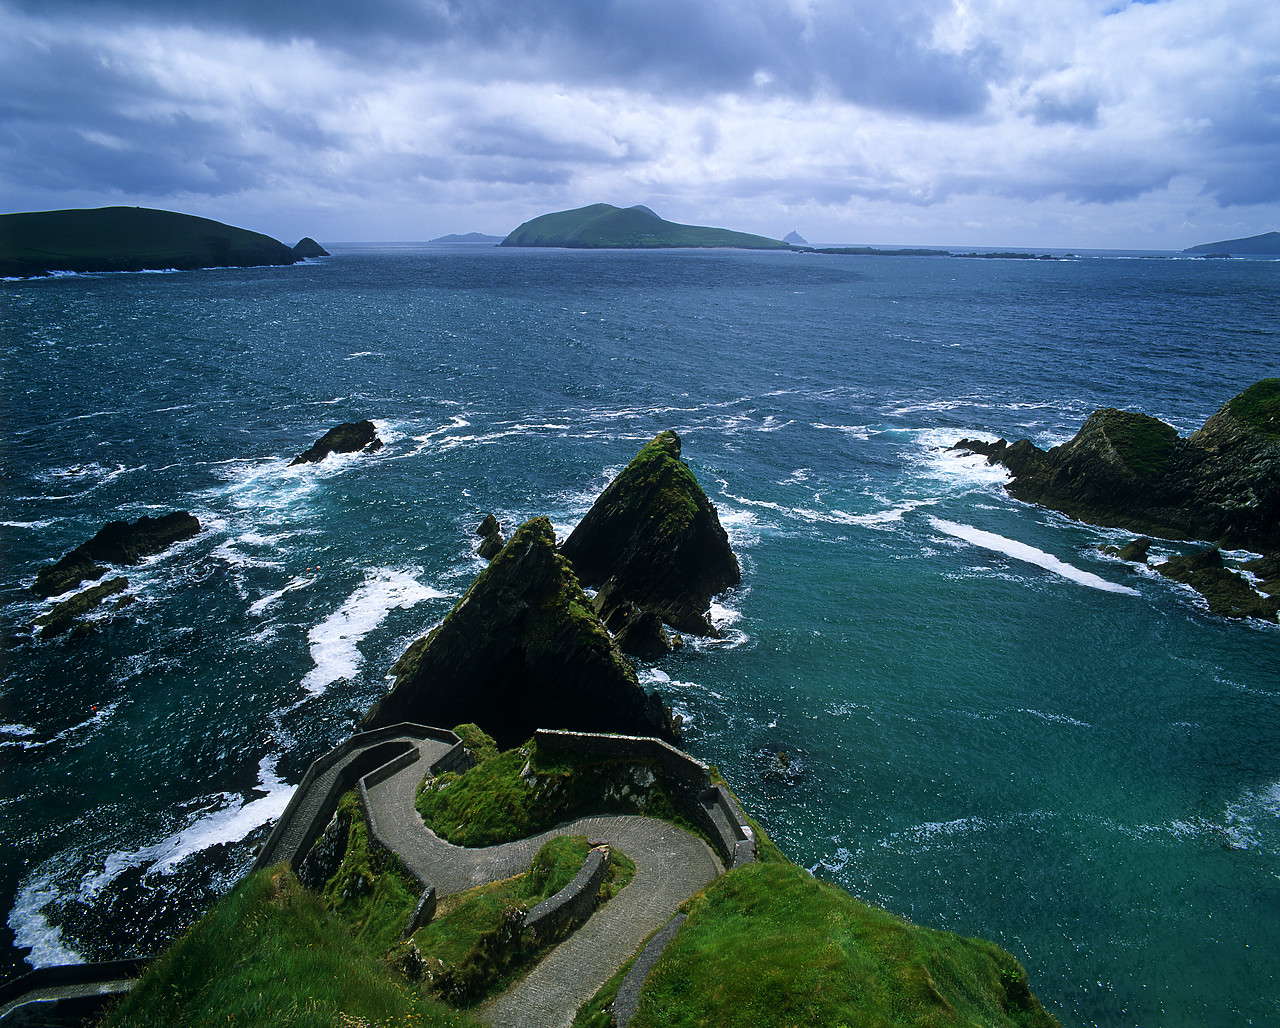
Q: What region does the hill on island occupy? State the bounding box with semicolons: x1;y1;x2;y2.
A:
500;203;790;250
430;231;504;243
0;206;325;278
1183;230;1280;255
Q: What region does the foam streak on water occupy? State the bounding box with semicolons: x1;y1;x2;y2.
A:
928;517;1140;595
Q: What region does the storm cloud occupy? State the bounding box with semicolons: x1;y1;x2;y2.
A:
2;0;1278;247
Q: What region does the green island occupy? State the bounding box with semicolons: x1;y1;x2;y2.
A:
0;206;327;278
1182;230;1280;255
99;727;1054;1028
499;204;790;250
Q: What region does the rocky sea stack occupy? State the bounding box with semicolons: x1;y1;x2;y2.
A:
955;379;1280;620
362;517;678;747
32;512;201;598
290;421;383;465
561;430;741;637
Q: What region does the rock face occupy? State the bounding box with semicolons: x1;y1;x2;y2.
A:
560;430;741;636
954;381;1280;554
955;379;1280;620
362;517;679;747
32;512;201;598
292;237;330;258
475;514;505;560
290;421;383;465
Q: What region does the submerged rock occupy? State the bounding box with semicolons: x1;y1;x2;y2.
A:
33;577;129;639
290;421;383;466
362;517;678;747
32;512;200;598
560;430;740;636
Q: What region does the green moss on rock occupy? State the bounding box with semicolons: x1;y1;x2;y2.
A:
1099;410;1179;480
1227;377;1280;438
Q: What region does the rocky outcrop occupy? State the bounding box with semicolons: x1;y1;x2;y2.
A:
955;381;1279;553
290;421;383;465
32;512;201;598
1156;548;1279;622
362;517;679;747
955;379;1280;621
292;237;330;258
475;514;505;560
33;577;129;639
560;430;740;636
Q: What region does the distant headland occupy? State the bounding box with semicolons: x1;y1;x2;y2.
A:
499;203;790;250
1182;230;1280;256
0;206;328;278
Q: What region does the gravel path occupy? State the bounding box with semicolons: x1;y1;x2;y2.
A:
361;747;723;1028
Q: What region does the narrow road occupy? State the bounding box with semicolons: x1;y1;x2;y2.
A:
360;746;723;1028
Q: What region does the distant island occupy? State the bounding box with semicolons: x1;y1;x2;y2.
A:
783;230;809;245
1183;230;1280;256
500;203;790;250
0;206;327;278
430;232;505;243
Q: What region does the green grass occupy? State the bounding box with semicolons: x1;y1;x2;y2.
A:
500;203;789;249
98;866;478;1028
320;793;422;955
1100;410;1180;480
415;738;705;847
1227;378;1280;438
410;836;635;1005
631;862;1057;1028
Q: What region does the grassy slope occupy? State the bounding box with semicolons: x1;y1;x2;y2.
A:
1227;377;1280;438
632;862;1056;1028
1100;410;1180;480
0;207;297;275
501;203;789;249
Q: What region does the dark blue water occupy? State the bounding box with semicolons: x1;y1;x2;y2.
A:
3;246;1278;1026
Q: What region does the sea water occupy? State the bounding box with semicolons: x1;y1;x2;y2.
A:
2;245;1278;1026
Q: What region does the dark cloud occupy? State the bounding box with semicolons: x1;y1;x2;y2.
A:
8;0;998;119
1027;90;1101;128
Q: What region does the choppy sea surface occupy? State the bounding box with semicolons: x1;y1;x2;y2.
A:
2;245;1278;1026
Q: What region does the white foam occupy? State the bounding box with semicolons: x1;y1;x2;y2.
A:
79;755;295;899
299;569;450;696
248;575;317;616
720;490;932;530
1222;780;1280;851
1;519;59;530
928;518;1140;595
9;870;83;968
1017;708;1092;728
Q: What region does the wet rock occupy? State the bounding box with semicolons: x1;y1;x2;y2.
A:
290;420;383;465
32;512;200;598
561;430;740;636
1156;548;1279;622
33;576;129;639
476;514;505;560
1102;537;1153;563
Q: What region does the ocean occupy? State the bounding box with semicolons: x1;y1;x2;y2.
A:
2;244;1277;1026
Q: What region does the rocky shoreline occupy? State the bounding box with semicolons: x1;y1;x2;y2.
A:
954;379;1280;622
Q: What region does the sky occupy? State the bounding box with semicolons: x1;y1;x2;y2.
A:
2;0;1278;249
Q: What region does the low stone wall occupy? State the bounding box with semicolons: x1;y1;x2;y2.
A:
254;723;462;872
533;729;755;868
523;845;610;939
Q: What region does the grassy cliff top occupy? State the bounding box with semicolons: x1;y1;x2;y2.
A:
0;206;300;276
500;203;789;250
1226;378;1280;438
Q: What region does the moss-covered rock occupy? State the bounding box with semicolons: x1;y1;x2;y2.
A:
561;430;740;636
362;517;678;747
32;576;129;639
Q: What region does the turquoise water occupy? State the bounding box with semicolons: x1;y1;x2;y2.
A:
2;246;1278;1025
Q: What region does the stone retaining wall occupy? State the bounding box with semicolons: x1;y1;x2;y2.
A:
533;729;755;868
523;845;611;939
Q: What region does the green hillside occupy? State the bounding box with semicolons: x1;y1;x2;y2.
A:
1183;230;1280;255
500;203;789;250
0;206;306;277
